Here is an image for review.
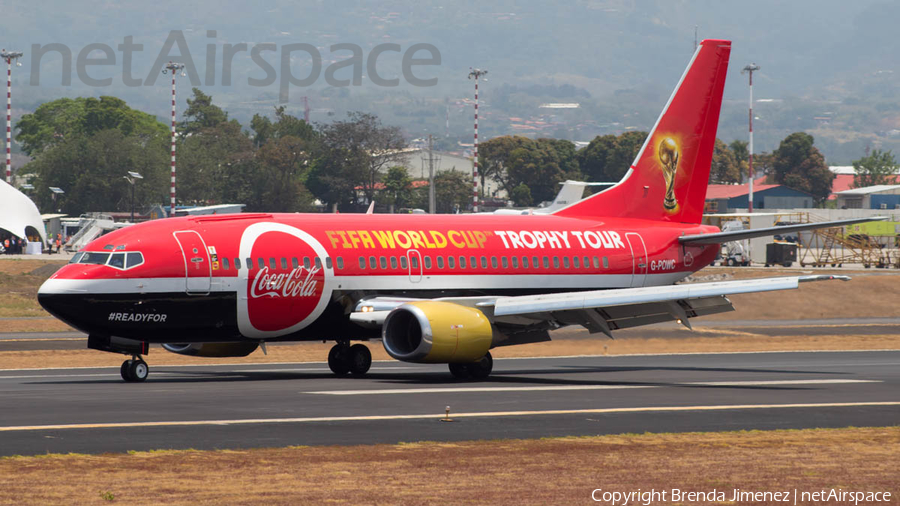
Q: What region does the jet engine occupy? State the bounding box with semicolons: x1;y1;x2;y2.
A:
162;342;259;357
382;301;493;363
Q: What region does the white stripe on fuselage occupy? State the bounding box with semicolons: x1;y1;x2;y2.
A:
38;271;691;295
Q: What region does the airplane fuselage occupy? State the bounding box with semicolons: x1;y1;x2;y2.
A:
38;212;719;344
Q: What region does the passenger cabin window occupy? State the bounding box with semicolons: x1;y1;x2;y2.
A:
336;257;344;270
400;256;408;269
573;256;580;269
501;256;508;269
326;257;333;269
369;256;377;269
448;256;456;269
459;256;467;269
603;256;609;269
315;257;322;270
390;257;398;269
234;258;241;270
522;256;529;268
222;258;230;270
410;256;419;269
281;258;288;270
424;256;432;269
562;257;569;269
511;256;518;269
490;257;498;269
543;256;550;269
436;256;444;269
291;257;299;269
593;257;600;269
359;257;366;269
380;256;387;269
533;256;540;268
471;256;477;269
269;258;276;269
304;257;311;269
553;257;560;269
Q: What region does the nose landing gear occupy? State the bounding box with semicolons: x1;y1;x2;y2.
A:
120;356;149;382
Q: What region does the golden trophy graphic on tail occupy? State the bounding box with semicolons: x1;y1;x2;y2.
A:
658;137;680;211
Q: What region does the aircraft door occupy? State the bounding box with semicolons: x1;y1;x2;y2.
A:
407;250;423;283
174;230;212;295
625;232;648;287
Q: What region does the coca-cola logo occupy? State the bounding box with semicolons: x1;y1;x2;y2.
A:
236;222;333;338
251;266;320;299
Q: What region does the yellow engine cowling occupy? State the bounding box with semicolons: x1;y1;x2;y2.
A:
162;342;259;357
382;301;493;363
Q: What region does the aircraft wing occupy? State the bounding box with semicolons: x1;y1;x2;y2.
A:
680;216;888;245
350;275;847;338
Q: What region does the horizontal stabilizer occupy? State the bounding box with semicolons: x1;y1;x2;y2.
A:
679;216;889;245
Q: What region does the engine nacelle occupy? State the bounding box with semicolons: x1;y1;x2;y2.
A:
382;301;493;363
162;342;259;357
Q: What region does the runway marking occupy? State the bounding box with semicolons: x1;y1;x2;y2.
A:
1;401;898;432
304;379;880;395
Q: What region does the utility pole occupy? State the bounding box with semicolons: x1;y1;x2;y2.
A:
428;135;436;214
468;68;487;213
162;62;186;216
742;63;760;213
2;49;23;184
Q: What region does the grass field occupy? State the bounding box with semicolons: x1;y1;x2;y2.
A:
0;427;896;505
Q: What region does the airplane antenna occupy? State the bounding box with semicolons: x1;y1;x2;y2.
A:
468;68;488;212
1;49;23;184
162;61;186;217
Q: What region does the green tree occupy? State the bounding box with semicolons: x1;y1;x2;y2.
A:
773;132;834;204
308;112;405;211
509;183;533;206
729;140;748;164
852;149;899;188
478;136;531;197
432;169;471;213
250;106;316;148
381;166;414;213
16;97;166;156
576;131;648;183
709;138;741;184
180;88;232;135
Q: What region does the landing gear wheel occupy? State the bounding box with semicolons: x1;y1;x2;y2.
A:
466;352;493;380
448;363;471;379
328;344;350;376
348;344;372;376
120;360;133;381
129;359;149;382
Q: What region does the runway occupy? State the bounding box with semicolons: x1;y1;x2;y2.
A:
1;351;898;455
3;317;900;351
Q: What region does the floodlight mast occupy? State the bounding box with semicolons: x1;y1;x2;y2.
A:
468;68;487;213
124;171;143;223
741;63;760;213
162;62;186;216
2;49;23;184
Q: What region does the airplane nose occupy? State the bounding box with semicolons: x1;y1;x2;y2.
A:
37;278;86;330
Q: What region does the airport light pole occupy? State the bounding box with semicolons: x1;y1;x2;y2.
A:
2;50;23;184
742;63;760;213
162;62;186;216
124;171;143;223
468;68;487;213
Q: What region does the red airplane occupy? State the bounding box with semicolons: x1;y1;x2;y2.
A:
38;39;879;382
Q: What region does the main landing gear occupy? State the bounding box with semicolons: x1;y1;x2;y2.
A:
448;352;493;380
120;355;149;382
328;342;372;376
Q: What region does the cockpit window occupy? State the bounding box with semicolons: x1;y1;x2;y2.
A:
80;252;111;265
125;252;144;269
108;253;126;269
74;251;144;270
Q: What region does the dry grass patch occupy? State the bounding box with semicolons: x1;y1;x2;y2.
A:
0;427;897;505
1;334;898;371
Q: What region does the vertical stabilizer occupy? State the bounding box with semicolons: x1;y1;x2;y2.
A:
555;39;731;223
